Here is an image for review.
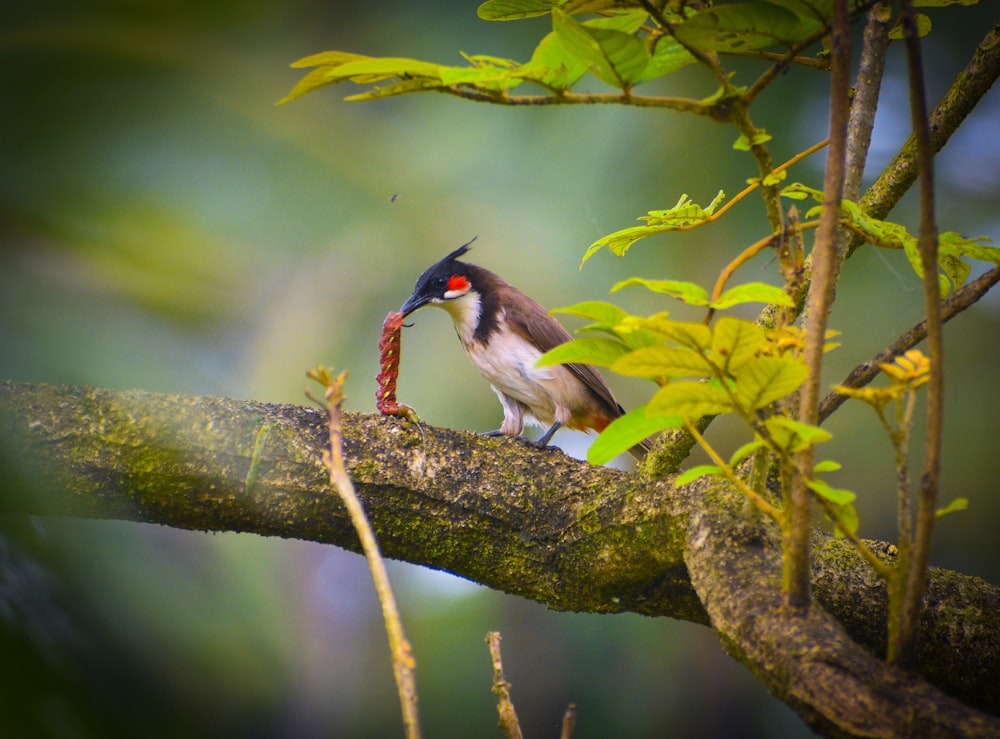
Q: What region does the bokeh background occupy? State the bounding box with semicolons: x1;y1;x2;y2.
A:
2;2;998;737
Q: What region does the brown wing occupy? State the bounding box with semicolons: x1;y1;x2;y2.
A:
499;284;624;417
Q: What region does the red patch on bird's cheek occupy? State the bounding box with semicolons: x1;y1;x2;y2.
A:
447;275;470;293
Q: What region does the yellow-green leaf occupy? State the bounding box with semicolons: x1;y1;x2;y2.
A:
537;337;630;368
478;0;558;21
587;405;681;465
711;317;764;374
729;439;766;467
764;416;831;452
808;478;856;505
711;282;794;309
648;382;733;417
675;464;723;486
612;278;710;305
623;315;712;350
612;346;713;379
551;300;628;326
935;497;969;519
734;356;809;409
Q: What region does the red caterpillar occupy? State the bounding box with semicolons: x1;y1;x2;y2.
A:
376;311;418;421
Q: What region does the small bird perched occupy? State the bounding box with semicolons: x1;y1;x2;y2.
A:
399;241;648;460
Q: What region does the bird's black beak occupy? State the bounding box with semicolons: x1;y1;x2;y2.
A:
399;292;429;318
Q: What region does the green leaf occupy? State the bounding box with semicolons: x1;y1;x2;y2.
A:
553;9;650;90
807;478;856;505
612;346;714;379
587;405;682;465
536;337;630;368
711;282;794;309
711;317;764;374
729;439;766;467
828;501;860;538
478;0;558;20
612;278;710;305
913;0;979;5
623;315;712;350
517;30;589;91
648;382;733;417
674;2;825;53
889;13;932;39
734;356;809;409
764;416;831;452
935;497;969;518
585;10;648;34
940;232;1000;265
675;465;723;486
733;128;772;151
813;459;842;473
332;57;448;81
582;192;725;263
551;300;628;326
289;50;373;69
635;35;698;83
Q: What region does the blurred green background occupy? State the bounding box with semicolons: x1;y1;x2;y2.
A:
1;2;998;737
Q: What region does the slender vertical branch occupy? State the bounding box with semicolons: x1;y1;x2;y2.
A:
309;368;422;738
844;1;893;202
486;632;524;739
787;0;852;611
893;0;944;668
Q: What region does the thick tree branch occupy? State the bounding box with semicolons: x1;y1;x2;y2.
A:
1;381;998;726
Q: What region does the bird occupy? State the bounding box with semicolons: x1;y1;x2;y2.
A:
398;240;649;460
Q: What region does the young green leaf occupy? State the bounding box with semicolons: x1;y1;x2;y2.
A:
587;405;681;465
674;2;825;53
648;382;733;417
635;34;698;83
710;282;794;309
517;30;589;91
675;465;723;486
477;0;558;21
733;128;772;151
935;497;969;519
729;439;766;467
611;277;710;305
623;315;712;350
827;500;860;538
734;356;809;410
711;317;764;374
553;9;650;90
611;346;714;379
536;337;630;368
764;416;832;452
582;192;725;263
551;300;628;326
813;459;842;473
807;478;856;505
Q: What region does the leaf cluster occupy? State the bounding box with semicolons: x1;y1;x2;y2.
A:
278;0;851;105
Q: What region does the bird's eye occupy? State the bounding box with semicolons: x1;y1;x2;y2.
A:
433;277;447;290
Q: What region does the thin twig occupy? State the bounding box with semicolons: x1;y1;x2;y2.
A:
893;0;944;669
560;704;578;739
486;632;523;739
309;368;422;738
786;0;851;611
818;264;1000;422
853;22;1000;248
440;87;719;117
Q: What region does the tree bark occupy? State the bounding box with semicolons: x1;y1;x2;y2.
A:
1;380;998;733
